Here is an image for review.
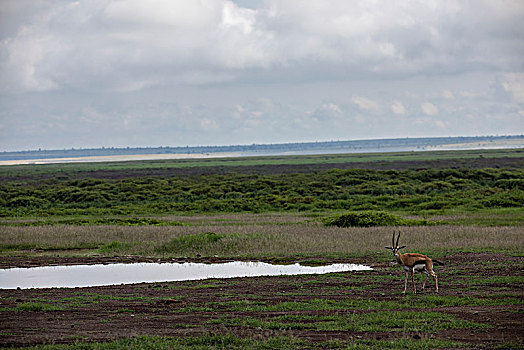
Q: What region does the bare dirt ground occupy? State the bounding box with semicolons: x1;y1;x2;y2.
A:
1;252;523;348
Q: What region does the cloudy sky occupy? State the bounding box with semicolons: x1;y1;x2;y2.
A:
1;0;523;151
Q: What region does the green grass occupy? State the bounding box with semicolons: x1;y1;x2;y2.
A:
0;302;65;312
471;275;524;285
156;231;225;254
15;334;467;350
15;334;304;350
1;217;186;227
1;149;522;218
13;334;472;349
212;310;487;332
209;295;522;313
439;208;524;226
1;220;522;258
0;293;168;311
60;293;155;303
322;338;471;349
97;241;133;254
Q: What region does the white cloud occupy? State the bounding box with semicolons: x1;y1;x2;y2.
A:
309;102;344;123
435;120;446;129
200;118;219;131
421;102;438;116
459;91;479;98
2;1;524;93
1;1;524;150
442;90;455;100
502;73;524;104
351;96;380;112
222;1;255;34
391;100;407;115
0;0;275;92
325;103;342;114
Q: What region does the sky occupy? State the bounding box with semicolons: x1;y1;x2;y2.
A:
0;0;523;151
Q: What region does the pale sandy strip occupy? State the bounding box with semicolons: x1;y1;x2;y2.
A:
0;152;243;166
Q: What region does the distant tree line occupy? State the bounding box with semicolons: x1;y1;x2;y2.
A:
2;135;522;161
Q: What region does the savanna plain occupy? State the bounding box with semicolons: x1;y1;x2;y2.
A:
0;149;523;349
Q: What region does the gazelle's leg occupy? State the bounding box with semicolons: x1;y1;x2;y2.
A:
403;271;408;294
422;273;429;290
432;271;438;292
411;268;416;293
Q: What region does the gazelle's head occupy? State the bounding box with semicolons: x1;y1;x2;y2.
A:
385;231;406;257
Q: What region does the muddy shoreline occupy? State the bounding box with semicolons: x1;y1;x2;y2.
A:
0;255;372;270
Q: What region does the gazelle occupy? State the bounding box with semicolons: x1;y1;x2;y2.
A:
385;231;440;294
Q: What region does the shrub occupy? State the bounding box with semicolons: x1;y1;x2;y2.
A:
322;211;432;227
417;200;452;210
7;196;47;208
494;179;524;190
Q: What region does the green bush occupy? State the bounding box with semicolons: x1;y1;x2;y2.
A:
495;179;524;190
7;196;48;208
322;211;431;227
417;200;452;210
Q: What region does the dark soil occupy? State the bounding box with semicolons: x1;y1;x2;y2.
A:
1;252;523;348
3;157;523;182
80;157;524;179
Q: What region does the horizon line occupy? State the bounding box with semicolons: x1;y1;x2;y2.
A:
2;134;523;154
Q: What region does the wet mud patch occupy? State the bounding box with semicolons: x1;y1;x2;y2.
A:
0;252;523;348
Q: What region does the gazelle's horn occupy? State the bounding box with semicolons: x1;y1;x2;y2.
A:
396;231;401;248
392;231;395;248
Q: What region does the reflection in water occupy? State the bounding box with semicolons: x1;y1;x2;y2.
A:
0;261;371;289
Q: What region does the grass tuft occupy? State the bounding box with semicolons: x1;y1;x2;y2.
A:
156;232;225;254
0;302;64;312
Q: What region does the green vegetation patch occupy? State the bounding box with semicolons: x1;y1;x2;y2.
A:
56;293;158;308
97;241;134;254
323;338;468;350
211;295;521;313
11;334;469;350
322;211;434;227
471;275;524;285
442;208;524;226
14;334;304;350
0;241;99;252
3;217;186;226
1;166;523;217
0;302;65;312
156;232;225;254
214;310;486;332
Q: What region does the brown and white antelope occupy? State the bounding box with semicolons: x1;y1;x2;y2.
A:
385;231;440;294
